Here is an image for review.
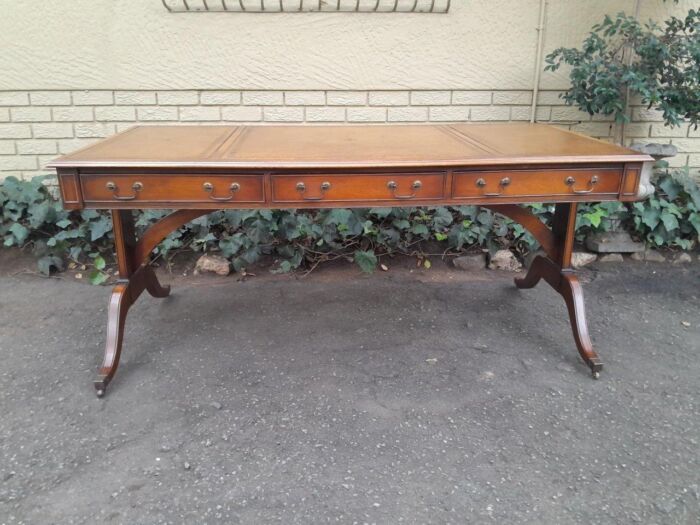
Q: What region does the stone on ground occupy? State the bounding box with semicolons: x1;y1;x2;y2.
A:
194;254;231;276
599;253;624;263
453;253;486;271
488;250;522;271
631;250;666;263
585;231;644;253
571;251;597;268
672;253;692;264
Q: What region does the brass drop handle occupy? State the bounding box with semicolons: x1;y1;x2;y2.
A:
203;181;240;201
566;175;599;194
105;181;143;200
296;181;331;201
387;180;422;200
476;177;510;196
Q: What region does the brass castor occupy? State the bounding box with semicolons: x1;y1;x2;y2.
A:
94;378;108;398
588;358;603;380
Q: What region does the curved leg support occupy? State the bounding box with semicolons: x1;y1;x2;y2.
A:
559;273;603;378
516;255;603;378
95;280;139;396
95;264;152;396
484;204;558;260
144;264;171;298
514;254;549;289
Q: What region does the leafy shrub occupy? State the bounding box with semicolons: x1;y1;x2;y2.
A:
545;8;700;128
1;171;698;281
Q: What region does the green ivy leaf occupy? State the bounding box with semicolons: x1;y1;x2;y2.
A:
9;223;29;244
369;208;392;218
660;211;680;231
258;209;273;221
640;207;661;229
27;200;54;228
88;270;109;286
583;207;607;228
392;219;411;230
354;250;377;273
93;254;106;270
659;176;681;201
81;209;100;220
689;213;700;235
37;255;64;276
89;216;112;242
431;207;454;229
219;233;246;258
410;223;429;236
324;209;352;226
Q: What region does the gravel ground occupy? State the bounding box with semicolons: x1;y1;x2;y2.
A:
0;260;698;524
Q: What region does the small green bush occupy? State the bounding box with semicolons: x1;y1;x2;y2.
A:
1;169;698;281
545;8;700;128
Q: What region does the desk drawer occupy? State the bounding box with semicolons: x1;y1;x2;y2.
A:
271;173;446;203
81;174;265;204
452;168;622;200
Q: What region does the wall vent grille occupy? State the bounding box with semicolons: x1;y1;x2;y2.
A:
161;0;451;13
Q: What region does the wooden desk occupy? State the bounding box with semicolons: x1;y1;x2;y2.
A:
49;124;654;397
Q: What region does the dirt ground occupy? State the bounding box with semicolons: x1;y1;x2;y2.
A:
0;254;698;524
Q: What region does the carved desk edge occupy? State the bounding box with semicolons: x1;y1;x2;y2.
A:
46;124;655;396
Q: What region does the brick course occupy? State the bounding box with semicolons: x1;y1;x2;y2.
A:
0;89;697;179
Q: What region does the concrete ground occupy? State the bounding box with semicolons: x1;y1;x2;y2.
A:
0;258;698;524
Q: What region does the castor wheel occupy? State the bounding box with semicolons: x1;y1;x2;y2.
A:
94;378;108;398
591;370;600;380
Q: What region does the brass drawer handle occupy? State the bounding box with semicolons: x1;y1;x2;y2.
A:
203;181;240;201
296;181;331;201
105;181;143;201
387;180;422;200
566;175;599;194
476;177;510;197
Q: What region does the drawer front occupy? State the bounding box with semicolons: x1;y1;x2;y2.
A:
81;174;265;204
452;168;622;200
271;173;446;203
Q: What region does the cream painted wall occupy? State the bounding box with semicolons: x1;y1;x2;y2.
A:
0;0;695;91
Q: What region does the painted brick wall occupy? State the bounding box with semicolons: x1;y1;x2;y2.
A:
1;89;698;180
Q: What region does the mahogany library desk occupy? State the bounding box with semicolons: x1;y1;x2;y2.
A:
48;124;654;397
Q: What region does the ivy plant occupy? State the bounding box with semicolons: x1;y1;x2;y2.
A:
631;169;700;248
1;172;698;281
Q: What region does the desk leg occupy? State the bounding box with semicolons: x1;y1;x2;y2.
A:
96;210;172;396
494;203;603;378
515;255;603;378
94;210;204;397
95;264;162;396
